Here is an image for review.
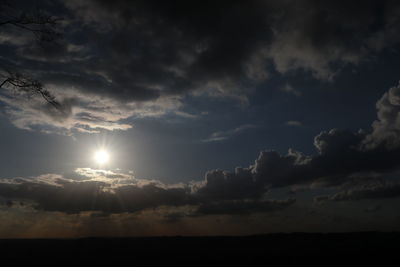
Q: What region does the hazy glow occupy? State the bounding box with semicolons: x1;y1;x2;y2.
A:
94;150;110;164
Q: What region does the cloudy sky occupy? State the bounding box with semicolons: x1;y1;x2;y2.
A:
1;0;400;237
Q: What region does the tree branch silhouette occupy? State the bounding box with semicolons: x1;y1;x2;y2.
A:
0;3;62;108
0;72;59;108
0;12;62;43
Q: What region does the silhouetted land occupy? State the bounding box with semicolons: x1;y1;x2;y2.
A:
0;232;399;265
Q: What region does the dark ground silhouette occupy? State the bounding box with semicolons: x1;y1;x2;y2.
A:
0;232;399;265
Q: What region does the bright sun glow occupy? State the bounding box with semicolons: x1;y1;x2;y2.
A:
94;150;110;164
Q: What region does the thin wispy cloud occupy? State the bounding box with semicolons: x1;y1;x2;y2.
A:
286;120;303;127
203;124;257;142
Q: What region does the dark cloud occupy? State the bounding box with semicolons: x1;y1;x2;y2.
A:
194;149;313;200
65;0;272;86
196;168;263;200
0;176;193;214
196;82;400;195
197;127;400;196
64;0;400;82
3;0;400;132
5;200;13;208
318;181;400;202
364;204;382;213
0;169;294;215
195;198;295;216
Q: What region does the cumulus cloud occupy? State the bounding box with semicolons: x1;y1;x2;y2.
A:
195;167;263;200
0;168;294;215
193;149;312;201
0;170;193;214
195;81;400;195
364;82;400;149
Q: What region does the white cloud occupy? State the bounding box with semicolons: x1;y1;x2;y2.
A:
0;83;185;134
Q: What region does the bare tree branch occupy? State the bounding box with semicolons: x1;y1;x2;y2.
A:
0;72;59;108
0;11;62;43
0;3;62;109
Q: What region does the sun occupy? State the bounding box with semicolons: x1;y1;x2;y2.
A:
94;150;110;164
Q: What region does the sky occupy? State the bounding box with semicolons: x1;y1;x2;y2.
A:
0;0;400;238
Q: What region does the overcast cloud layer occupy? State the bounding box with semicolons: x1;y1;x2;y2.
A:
2;0;400;133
